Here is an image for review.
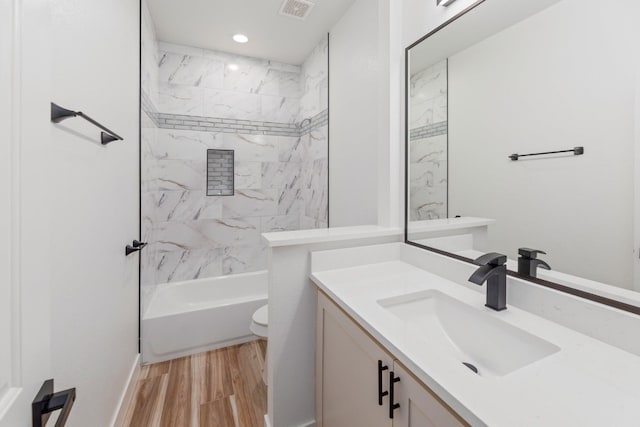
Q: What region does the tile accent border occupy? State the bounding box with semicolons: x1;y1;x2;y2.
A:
141;90;159;124
156;113;300;136
300;109;328;135
142;90;328;137
410;121;448;141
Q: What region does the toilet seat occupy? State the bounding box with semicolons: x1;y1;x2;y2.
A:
250;304;268;338
252;304;268;326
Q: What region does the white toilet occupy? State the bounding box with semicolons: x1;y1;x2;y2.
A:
250;304;269;385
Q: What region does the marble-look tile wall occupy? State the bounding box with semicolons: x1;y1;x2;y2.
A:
140;0;160;307
141;1;159;109
140;29;329;290
298;36;329;228
409;60;448;221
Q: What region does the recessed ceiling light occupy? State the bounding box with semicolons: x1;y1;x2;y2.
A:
232;34;249;43
228;64;239;71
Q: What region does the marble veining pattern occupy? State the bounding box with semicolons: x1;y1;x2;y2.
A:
140;2;160;307
409;60;448;221
141;34;329;288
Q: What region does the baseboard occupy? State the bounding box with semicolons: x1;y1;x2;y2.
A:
263;416;314;427
264;414;316;427
110;354;141;427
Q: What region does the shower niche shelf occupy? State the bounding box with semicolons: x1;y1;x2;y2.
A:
207;149;235;196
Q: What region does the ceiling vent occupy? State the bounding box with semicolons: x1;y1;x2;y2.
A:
279;0;315;20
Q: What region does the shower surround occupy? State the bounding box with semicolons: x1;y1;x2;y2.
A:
140;7;328;301
409;59;448;221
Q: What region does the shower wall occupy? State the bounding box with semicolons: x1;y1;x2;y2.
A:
140;7;328;302
409;59;448;220
141;1;160;308
298;37;329;229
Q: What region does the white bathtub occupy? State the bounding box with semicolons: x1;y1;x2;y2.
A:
142;271;268;364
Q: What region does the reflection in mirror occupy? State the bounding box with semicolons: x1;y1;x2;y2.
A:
406;0;640;303
409;60;448;221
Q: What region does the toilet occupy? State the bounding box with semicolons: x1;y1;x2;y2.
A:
250;304;268;385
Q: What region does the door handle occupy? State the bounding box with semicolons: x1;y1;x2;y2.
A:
377;360;389;405
389;371;400;419
125;239;147;256
32;379;76;427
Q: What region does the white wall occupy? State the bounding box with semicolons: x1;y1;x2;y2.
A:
0;0;13;398
329;0;380;227
266;231;402;427
448;0;638;288
48;0;141;424
328;0;468;229
636;33;640;292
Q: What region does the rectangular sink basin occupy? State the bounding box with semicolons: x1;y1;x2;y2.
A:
378;290;560;377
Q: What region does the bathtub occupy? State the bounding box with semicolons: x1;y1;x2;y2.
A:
142;271;268;364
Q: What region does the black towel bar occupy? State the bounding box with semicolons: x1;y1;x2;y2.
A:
509;146;583;161
50;102;123;145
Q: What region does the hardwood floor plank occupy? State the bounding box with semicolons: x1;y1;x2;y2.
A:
191;353;203;427
229;394;240;427
160;356;192;427
153;374;170;427
125;342;265;427
198;348;234;404
125;374;168;427
199;398;236;427
227;346;255;427
140;360;171;380
257;340;267;360
228;343;267;427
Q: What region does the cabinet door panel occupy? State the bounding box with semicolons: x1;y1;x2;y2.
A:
317;292;393;427
393;363;467;427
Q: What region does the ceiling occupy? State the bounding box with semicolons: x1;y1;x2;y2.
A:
147;0;355;65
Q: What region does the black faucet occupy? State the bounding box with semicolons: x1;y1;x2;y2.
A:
468;252;508;311
517;248;550;278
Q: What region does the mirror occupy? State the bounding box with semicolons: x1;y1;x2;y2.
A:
406;0;640;306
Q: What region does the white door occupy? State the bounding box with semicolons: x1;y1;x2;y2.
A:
0;0;55;425
1;0;140;424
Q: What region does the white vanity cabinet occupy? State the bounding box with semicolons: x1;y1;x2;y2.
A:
393;362;467;427
316;290;468;427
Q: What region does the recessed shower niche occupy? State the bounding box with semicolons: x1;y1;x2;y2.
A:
207;149;234;197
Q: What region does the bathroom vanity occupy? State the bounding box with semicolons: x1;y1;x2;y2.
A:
311;243;640;426
315;290;468;427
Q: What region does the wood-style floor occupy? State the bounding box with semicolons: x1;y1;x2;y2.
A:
121;341;267;427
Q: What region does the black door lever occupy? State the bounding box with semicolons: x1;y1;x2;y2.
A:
125;239;147;256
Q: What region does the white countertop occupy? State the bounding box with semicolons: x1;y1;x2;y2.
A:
310;247;640;426
262;225;402;247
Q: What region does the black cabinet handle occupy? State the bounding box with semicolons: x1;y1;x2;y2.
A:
389;371;400;419
377;360;389;405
